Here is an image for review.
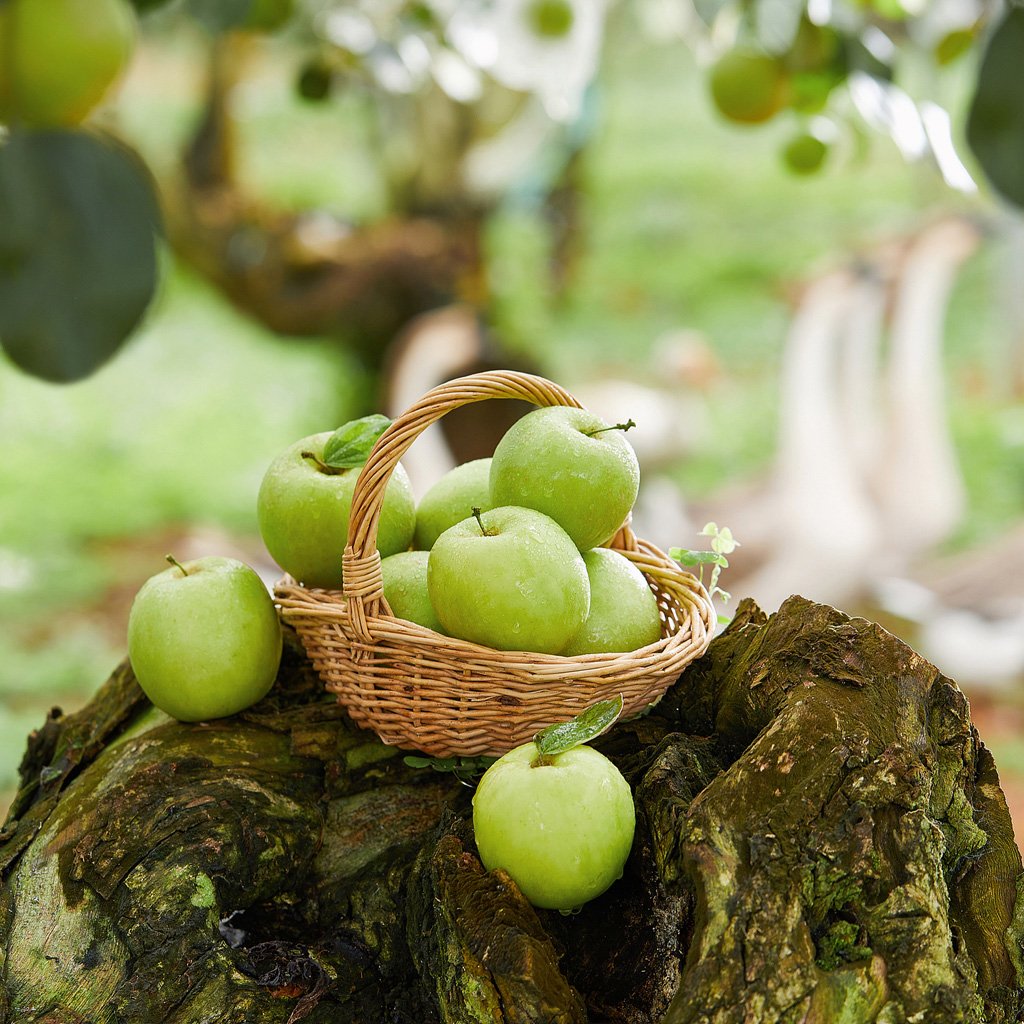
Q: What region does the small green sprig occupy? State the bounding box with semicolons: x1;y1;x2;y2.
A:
670;522;739;620
403;754;498;785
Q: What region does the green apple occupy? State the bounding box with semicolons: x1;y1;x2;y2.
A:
427;506;590;654
381;550;444;633
257;431;416;589
414;458;494;550
472;740;635;911
562;548;663;656
127;556;282;722
490;407;640;552
782;132;829;175
708;48;789;125
0;0;136;127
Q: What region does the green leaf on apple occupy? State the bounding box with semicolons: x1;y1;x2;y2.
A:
534;695;624;759
322;414;392;469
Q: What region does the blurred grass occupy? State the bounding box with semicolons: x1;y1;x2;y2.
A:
1;18;1021;813
0;264;368;810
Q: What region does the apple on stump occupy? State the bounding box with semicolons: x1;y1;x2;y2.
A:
127;555;282;722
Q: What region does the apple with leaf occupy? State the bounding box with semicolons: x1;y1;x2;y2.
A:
257;415;415;590
471;696;635;912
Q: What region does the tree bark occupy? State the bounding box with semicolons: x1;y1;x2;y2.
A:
2;596;1022;1023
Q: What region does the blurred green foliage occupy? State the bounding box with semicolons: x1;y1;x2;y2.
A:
1;26;1021;811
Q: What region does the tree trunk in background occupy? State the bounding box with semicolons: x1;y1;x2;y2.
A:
2;596;1022;1023
163;34;489;371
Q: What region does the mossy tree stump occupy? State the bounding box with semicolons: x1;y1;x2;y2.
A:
2;596;1022;1023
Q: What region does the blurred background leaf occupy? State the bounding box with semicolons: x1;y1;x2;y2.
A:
0;131;161;382
967;7;1024;209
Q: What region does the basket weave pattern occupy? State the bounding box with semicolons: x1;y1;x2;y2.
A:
276;371;716;757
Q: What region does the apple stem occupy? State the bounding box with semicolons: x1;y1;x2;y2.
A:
531;753;556;768
471;506;495;536
584;419;636;437
300;450;347;475
165;554;189;576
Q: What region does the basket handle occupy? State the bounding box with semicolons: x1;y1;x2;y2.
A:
342;369;634;640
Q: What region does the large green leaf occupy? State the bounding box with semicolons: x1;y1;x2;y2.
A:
967;6;1024;209
0;130;161;382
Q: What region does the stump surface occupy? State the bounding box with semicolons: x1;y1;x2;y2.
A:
2;596;1022;1023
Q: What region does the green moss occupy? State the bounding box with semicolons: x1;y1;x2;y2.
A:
808;957;890;1024
190;872;216;909
802;858;864;926
1006;871;1024;987
815;920;872;971
343;739;401;771
441;959;504;1024
941;786;988;866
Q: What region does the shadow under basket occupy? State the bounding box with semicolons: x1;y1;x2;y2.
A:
274;370;717;758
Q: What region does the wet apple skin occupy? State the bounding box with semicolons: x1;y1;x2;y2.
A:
472;741;636;911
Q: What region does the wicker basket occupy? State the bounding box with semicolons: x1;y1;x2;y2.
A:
275;370;716;757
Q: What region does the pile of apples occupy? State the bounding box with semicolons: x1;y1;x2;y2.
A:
126;402;659;915
257;405;663;658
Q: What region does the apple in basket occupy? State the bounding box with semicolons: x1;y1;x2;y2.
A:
414;457;494;550
489;407;641;552
472;697;636;912
128;555;282;721
257;416;415;590
562;547;663;656
381;550;445;633
427;506;590;655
